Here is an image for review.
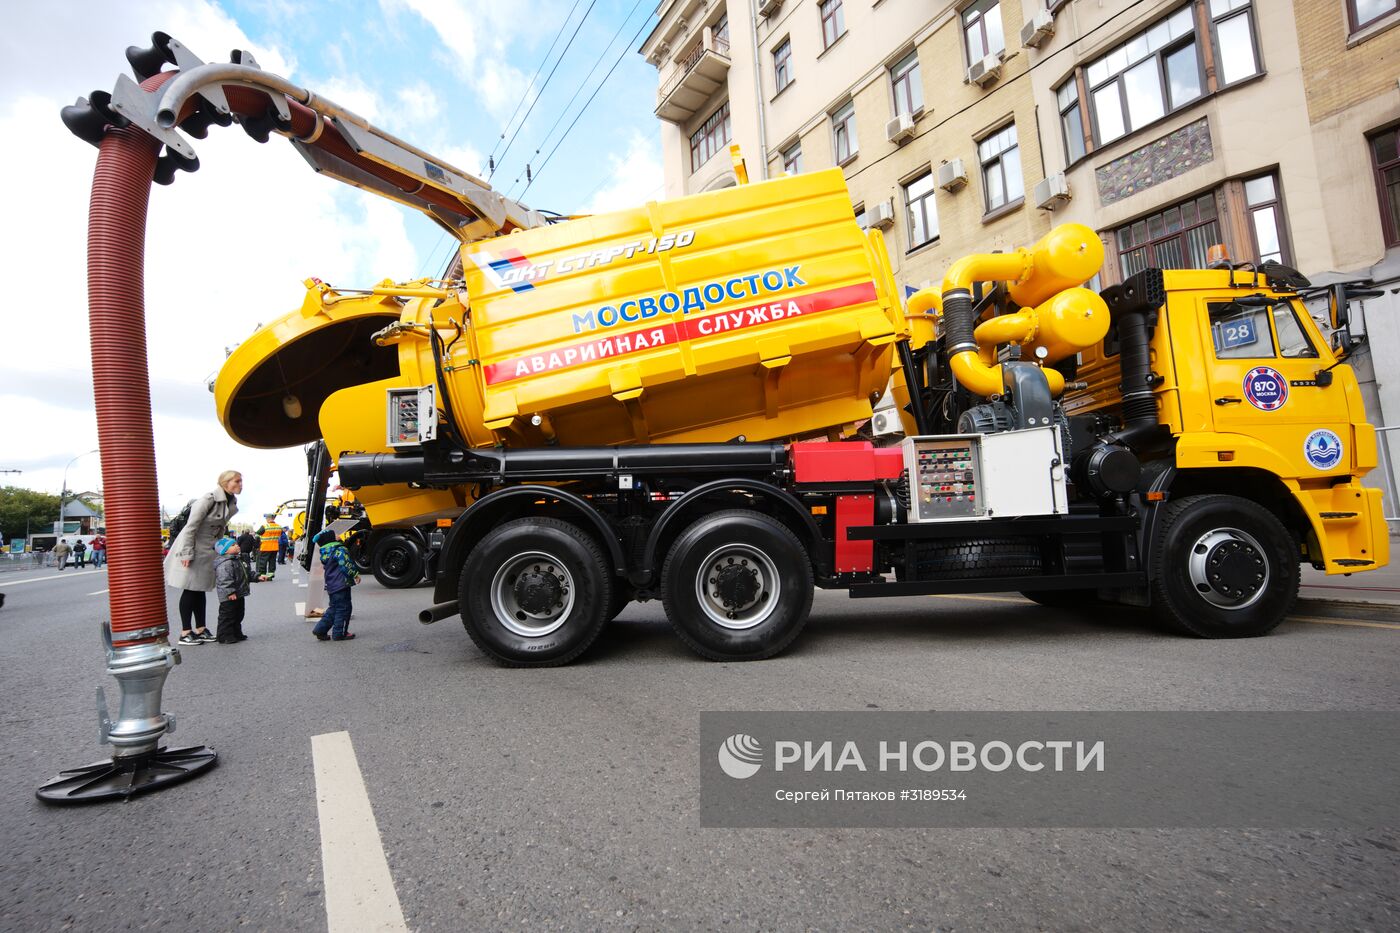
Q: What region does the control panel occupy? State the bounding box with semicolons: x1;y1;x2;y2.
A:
903;435;984;522
900;427;1067;523
386;386;437;448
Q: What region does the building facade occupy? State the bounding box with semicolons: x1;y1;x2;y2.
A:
641;0;1400;514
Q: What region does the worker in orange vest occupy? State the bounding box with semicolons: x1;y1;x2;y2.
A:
256;514;282;580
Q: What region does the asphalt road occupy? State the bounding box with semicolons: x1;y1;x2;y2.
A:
0;564;1396;932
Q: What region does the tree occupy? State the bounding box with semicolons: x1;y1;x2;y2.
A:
0;486;62;542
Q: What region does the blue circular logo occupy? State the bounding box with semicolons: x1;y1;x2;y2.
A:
1303;429;1344;470
1243;366;1288;411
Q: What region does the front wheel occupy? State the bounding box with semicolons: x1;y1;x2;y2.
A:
459;518;612;666
661;510;813;661
1150;494;1298;638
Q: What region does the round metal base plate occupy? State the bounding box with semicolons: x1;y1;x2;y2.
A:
36;745;218;804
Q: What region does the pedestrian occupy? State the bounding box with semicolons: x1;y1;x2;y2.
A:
163;470;241;646
91;533;106;568
278;526;289;565
53;539;71;571
73;539;87;569
256;514;281;580
237;529;258;579
312;529;359;641
213;536;250;644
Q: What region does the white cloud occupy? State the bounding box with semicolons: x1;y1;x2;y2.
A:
395;81;442;125
377;0;534;120
583;131;665;214
317;74;384;123
0;1;424;523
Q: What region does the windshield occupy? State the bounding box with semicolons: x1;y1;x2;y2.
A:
1208;297;1318;360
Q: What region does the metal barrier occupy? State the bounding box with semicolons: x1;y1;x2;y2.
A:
0;552;47;573
1373;425;1400;524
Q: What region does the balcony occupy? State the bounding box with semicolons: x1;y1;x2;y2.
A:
656;31;730;124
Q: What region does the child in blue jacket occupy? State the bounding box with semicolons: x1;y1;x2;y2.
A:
313;529;359;641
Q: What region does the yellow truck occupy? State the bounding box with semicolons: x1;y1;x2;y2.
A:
215;167;1386;665
65;32;1383;666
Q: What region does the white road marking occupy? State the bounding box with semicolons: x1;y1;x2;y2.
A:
299;583;309;588
295;601;306;616
0;569;107;587
311;732;409;933
88;589;109;596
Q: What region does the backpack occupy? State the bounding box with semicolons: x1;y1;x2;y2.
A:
167;499;195;544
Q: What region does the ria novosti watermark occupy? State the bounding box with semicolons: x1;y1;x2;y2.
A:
700;712;1400;828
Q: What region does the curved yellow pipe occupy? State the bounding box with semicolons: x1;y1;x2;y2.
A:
950;353;1066;397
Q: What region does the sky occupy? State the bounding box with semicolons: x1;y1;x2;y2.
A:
0;0;663;525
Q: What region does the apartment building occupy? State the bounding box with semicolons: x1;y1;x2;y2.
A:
641;0;1400;514
640;0;1056;291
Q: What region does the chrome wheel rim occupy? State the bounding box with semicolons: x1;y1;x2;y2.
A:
490;551;575;637
1187;527;1269;610
694;543;781;630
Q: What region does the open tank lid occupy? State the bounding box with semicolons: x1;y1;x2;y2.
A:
214;287;404;449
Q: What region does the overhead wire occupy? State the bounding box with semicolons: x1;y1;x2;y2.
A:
493;0;602;179
507;0;651;193
518;8;656;199
486;0;588;171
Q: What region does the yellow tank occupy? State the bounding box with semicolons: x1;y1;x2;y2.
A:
215;169;904;525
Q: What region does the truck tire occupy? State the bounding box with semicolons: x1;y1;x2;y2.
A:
913;538;1042;579
346;532;372;574
1149;494;1297;638
372;534;425;588
661;510;813;661
459;518;612;666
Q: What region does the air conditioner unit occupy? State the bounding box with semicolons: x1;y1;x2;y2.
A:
967;54;1003;88
1020;9;1055;49
868;199;896;229
1034;172;1071;210
870;407;904;437
886;113;916;144
937;159;968;192
757;0;781;17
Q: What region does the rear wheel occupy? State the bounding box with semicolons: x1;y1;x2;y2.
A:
459;518;611;666
661;510;812;661
1150;494;1297;638
372;533;426;588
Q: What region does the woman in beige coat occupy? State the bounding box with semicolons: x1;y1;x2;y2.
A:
164;470;241;645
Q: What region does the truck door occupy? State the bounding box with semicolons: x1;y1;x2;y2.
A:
1200;296;1348;478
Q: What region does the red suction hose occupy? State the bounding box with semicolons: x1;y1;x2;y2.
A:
87;74;172;649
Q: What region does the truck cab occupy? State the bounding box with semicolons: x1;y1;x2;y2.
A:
1065;267;1387;581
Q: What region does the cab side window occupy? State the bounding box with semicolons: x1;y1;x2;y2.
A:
1209;303;1275;359
1271;303;1318;358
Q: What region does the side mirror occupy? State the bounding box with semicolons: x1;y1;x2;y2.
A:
1328;283;1350;331
1330;326;1353;358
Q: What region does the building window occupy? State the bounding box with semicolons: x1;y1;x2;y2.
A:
962;0;1005;64
689;101;731;174
1209;0;1260;87
819;0;846;49
1243;173;1289;265
773;39;792;93
1350;0;1399;31
1370;126;1400;247
1116;192;1221;278
978;123;1023;212
713;13;729;44
854;203;868;230
1057;80;1086;164
890;51;923;117
832;101;858;164
782;141;803;175
1084;5;1200;147
904;170;939;250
